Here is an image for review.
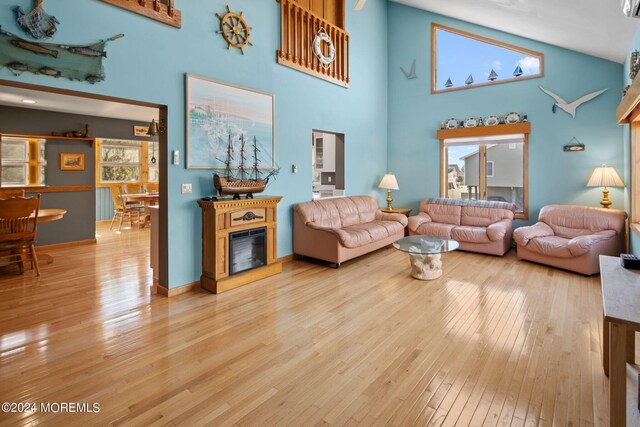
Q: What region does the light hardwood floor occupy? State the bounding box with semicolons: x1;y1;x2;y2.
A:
0;224;618;426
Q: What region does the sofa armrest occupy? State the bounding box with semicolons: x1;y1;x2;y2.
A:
305;222;337;233
513;222;554;246
408;212;432;233
375;210;408;227
486;219;513;242
568;230;617;256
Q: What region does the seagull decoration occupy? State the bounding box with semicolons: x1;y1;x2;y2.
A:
539;86;608;118
355;0;366;10
400;59;417;80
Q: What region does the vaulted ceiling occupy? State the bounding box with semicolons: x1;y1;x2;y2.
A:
393;0;639;63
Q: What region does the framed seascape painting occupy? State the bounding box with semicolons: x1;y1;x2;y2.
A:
185;74;275;169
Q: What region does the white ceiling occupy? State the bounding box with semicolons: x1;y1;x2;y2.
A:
0;86;158;122
393;0;639;63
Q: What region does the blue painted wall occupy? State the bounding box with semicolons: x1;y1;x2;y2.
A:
0;0;389;288
387;3;625;227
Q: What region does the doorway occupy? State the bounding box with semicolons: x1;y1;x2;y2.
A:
312;130;344;199
0;80;168;288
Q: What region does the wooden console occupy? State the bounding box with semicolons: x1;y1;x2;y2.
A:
197;196;283;294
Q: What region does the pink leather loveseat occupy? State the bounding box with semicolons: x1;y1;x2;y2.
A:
513;205;627;275
408;198;515;256
293;196;408;266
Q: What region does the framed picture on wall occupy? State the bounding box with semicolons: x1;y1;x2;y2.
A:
60;153;85;171
185;74;275;169
134;126;151;137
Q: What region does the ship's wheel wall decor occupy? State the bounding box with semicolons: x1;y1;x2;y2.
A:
216;5;253;54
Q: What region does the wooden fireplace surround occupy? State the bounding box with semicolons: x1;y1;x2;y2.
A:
198;196;283;294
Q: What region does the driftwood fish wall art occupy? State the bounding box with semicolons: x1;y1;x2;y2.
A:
0;26;123;84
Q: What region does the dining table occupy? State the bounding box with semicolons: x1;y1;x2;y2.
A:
36;208;67;223
33;208;68;264
121;193;159;228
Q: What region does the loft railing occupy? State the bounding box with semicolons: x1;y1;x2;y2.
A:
99;0;181;28
277;0;350;88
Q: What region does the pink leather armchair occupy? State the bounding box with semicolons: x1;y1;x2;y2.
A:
513;205;627;275
294;196;408;266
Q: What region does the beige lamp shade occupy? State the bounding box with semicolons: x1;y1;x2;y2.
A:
379;173;399;190
587;165;624;188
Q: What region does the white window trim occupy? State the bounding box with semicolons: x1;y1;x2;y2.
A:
486;161;494;177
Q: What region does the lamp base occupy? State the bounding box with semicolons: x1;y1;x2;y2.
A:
600;187;612;209
386;189;393;210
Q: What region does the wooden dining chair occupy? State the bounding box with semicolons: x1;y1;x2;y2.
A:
119;183;144;211
0;194;41;276
0;189;25;199
124;183;143;194
109;185;141;231
145;182;159;193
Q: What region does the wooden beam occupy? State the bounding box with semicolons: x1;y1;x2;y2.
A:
618;76;640;124
436;122;530;139
6;185;93;193
99;0;182;28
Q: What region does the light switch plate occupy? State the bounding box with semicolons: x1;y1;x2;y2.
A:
181;183;192;194
173;150;180;165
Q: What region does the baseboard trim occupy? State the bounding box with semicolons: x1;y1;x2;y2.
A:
155;255;293;297
278;254;294;263
155;281;200;297
36;239;97;249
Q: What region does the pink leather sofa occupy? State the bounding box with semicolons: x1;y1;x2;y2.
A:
293;196;408;266
408;198;515;256
513;205;627;275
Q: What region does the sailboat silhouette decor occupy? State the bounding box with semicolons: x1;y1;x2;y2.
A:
513;64;523;77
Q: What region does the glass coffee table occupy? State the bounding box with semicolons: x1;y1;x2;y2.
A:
393;236;459;280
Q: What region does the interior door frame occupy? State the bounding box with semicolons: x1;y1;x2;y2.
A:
0;79;170;288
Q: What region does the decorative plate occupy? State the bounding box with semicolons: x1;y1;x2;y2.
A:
504;112;521;124
483;115;500;126
445;118;460;129
463;117;481;128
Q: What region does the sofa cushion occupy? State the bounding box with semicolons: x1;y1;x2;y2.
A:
332;220;405;248
420;202;461;226
461;205;514;227
526;236;572;258
451;225;491;243
414;222;455;238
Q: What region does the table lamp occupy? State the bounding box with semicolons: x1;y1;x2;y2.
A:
379;173;399;210
587;164;624;208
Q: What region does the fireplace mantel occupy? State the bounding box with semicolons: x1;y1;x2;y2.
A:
197;196;283;294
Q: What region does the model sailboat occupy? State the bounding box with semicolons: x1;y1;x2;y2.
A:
213;133;278;199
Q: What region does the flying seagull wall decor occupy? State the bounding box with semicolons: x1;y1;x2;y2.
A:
354;0;366;10
539;86;608;118
400;59;417;80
